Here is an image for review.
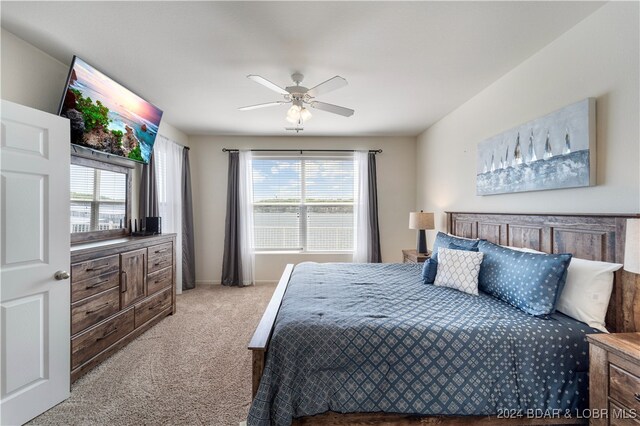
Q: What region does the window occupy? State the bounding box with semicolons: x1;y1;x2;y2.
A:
70;155;131;243
252;156;355;252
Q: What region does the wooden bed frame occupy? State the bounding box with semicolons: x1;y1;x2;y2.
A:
248;212;640;425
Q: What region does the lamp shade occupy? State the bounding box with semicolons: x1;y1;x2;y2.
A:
409;211;435;230
624;218;640;274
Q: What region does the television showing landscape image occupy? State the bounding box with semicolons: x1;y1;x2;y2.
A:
58;56;163;164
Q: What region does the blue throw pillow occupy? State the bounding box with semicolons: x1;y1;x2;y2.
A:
431;232;480;255
422;242;479;284
477;240;572;316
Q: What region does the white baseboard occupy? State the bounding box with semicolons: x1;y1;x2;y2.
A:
195;280;219;286
195;280;277;286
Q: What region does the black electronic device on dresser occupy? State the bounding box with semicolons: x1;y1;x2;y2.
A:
144;216;161;234
131;216;162;236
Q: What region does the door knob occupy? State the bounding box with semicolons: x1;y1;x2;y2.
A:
54;270;70;280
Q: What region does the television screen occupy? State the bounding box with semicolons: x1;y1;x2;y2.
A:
58;56;163;164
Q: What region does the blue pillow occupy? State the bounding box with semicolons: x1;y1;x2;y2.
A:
477;240;572;316
431;232;480;255
422;242;479;284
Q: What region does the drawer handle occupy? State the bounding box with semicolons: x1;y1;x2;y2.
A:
86;265;111;272
635;392;640;403
121;271;127;293
96;328;118;341
154;262;161;266
154;249;168;254
86;303;111;315
85;278;111;290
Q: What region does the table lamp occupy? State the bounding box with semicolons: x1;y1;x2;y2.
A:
624;218;640;274
409;211;435;254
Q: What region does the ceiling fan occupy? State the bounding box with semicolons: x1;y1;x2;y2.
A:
239;72;355;127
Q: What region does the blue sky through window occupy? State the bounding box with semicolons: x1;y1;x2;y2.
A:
252;158;354;203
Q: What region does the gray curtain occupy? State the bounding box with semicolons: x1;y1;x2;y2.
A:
221;152;243;286
138;153;159;219
181;148;196;290
368;152;382;262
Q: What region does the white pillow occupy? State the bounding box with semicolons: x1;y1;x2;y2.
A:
434;247;484;296
556;258;622;332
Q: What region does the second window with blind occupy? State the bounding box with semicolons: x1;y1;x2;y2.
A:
252;155;355;252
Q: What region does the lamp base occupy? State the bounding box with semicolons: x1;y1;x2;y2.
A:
417;229;427;254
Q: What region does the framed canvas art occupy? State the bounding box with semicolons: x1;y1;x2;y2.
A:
476;98;595;196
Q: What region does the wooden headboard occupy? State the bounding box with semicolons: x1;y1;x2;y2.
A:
446;212;640;333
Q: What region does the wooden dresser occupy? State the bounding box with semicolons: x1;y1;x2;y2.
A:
587;333;640;425
70;234;176;382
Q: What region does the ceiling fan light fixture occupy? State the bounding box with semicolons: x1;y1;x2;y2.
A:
300;107;312;121
286;104;301;123
242;73;353;126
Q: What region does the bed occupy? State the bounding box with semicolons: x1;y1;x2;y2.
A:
248;212;640;425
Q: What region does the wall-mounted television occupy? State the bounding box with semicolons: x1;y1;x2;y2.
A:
58;56;163;164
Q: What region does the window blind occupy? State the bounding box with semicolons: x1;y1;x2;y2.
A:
252;156;355;252
70;164;126;233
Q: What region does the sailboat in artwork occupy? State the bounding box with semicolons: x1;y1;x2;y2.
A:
490;153;495;172
543;131;553;160
505;145;510;168
563;128;571;155
513;132;523;165
527;129;537;163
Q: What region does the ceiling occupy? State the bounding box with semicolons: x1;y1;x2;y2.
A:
1;1;604;137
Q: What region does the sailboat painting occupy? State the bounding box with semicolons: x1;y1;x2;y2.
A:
476;98;595;196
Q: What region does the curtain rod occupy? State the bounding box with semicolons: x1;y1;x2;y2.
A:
157;134;190;149
221;148;382;154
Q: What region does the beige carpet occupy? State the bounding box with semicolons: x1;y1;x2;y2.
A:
29;283;277;426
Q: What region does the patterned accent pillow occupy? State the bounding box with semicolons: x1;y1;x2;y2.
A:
431;232;480;256
422;242;479;284
433;247;484;295
478;240;572;316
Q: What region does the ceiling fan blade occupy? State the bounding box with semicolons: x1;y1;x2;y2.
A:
307;76;348;98
238;101;287;111
310;101;354;117
247;75;289;95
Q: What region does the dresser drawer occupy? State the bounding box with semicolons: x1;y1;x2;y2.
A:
135;288;171;328
148;242;173;273
609;400;640;426
148;266;172;296
71;308;134;370
610;364;640;412
71;270;119;303
72;255;119;283
71;287;120;335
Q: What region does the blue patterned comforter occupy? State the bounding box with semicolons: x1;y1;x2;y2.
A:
247;262;596;425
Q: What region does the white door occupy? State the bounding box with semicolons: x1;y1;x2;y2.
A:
1;100;70;425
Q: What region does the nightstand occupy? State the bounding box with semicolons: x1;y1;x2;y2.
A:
402;249;431;264
586;333;640;425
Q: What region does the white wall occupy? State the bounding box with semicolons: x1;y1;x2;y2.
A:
190;136;417;283
416;2;640;231
1;28;189;145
